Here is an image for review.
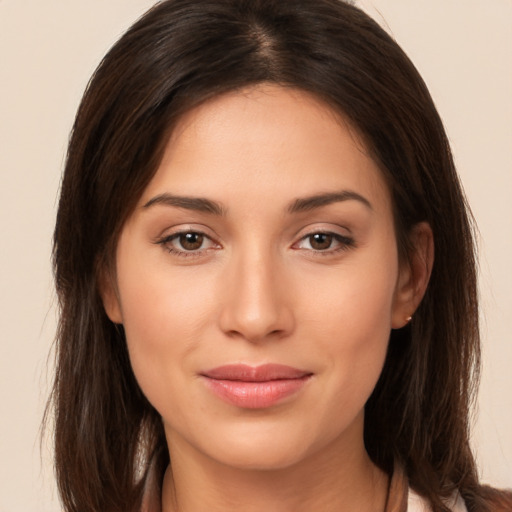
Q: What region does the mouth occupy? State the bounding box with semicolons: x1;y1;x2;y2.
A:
200;364;313;409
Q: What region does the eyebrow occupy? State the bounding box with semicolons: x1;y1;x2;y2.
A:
143;189;372;216
288;191;373;213
143;193;225;215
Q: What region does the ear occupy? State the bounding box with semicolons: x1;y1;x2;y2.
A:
391;222;434;329
97;266;123;325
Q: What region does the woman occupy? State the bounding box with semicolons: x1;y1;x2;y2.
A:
49;0;512;511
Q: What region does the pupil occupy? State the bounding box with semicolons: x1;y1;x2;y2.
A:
311;233;332;250
180;233;203;250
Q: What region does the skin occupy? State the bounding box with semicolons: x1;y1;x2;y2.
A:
102;85;433;512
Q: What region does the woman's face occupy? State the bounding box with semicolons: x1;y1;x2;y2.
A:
103;85;415;471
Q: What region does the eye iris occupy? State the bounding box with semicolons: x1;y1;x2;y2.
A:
310;233;333;250
180;233;203;250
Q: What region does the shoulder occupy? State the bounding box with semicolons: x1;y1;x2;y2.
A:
408;488;467;512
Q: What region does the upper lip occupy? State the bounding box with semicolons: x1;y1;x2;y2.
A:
201;364;312;382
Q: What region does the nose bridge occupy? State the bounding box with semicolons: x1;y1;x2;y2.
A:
219;239;293;342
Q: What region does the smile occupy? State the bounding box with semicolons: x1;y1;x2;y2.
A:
200;364;313;409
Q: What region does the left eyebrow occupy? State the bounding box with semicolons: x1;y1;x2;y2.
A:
287;190;373;213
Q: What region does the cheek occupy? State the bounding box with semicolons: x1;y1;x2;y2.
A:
312;277;393;381
114;242;216;410
298;248;398;401
301;250;398;344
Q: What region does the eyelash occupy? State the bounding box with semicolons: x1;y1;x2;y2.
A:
293;232;355;255
156;230;220;258
155;230;355;258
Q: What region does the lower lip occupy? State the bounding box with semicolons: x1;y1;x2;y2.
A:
202;376;311;409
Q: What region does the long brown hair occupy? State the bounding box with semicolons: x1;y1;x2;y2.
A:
49;1;510;511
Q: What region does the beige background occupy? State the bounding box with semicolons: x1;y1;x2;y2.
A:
0;1;510;510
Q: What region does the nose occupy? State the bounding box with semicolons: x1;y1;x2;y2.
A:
218;249;295;343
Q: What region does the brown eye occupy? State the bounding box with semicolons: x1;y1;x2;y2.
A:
158;230;219;257
309;233;333;250
294;231;354;254
179;232;204;250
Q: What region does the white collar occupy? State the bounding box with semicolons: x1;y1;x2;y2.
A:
408;487;467;512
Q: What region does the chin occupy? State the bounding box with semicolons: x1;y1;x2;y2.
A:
211;443;307;471
196;421;323;471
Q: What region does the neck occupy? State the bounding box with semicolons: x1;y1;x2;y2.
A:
161;417;389;512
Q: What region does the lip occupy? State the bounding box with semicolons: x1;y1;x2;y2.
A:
200;364;313;409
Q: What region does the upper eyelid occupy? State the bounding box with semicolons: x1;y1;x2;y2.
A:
293;223;353;240
156;224;218;241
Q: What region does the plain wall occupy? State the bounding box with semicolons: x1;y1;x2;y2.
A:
0;1;510;510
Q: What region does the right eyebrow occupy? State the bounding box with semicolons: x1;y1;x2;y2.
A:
142;193;225;216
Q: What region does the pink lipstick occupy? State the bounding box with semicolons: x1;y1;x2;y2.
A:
200;364;312;409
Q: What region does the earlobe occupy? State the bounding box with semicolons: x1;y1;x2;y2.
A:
98;267;124;324
391;222;434;329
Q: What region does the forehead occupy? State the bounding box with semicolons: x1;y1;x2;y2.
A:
139;84;391;216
